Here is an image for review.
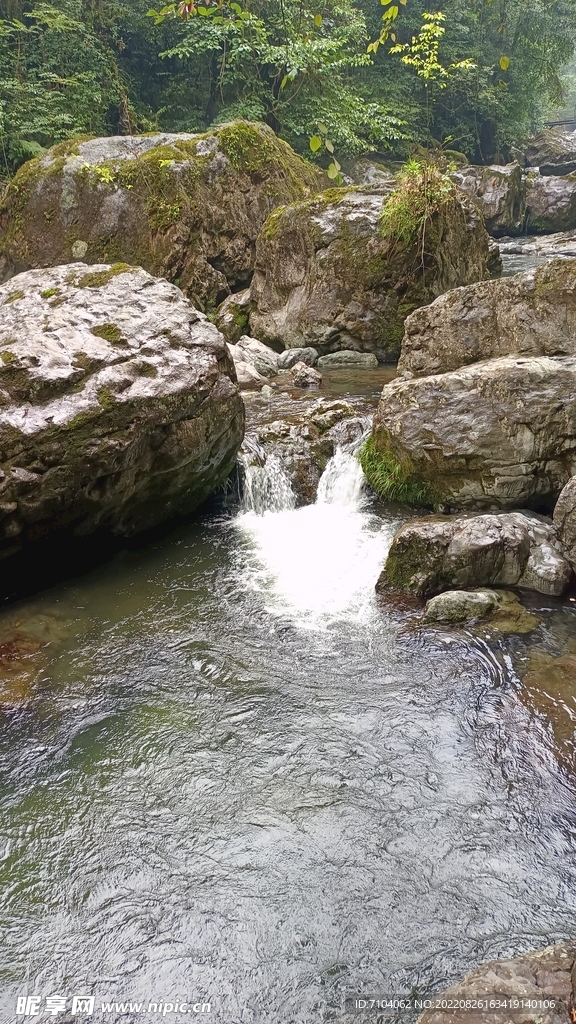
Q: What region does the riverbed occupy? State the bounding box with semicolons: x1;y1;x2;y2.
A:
1;370;576;1024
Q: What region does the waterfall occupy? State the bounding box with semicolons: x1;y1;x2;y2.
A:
240;453;296;515
234;446;399;628
316;447;367;508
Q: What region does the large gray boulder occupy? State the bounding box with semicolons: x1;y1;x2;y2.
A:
526;170;576;233
367;355;576;511
418;941;576;1024
0;123;322;312
398;259;576;379
377;512;572;598
248;186;489;361
454;163;526;235
525;127;576;175
454;159;576;234
0;263;244;558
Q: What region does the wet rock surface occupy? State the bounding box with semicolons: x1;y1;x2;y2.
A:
240;391;374;504
0;263;244;558
554;476;576;571
455;159;576;234
248;186;489;361
498;231;576;276
378;512;572;599
423;587;539;632
287;362;322;389
418;942;576;1024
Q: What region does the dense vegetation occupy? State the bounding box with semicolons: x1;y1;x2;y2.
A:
0;0;575;178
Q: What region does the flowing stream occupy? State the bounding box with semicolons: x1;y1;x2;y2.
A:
2;432;576;1023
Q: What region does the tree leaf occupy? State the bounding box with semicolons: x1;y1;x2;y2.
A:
309;135;322;152
314;13;322;27
499;55;510;70
317;122;328;135
325;138;334;153
327;163;339;179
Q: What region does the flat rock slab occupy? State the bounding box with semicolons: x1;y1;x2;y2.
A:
0;263;244;558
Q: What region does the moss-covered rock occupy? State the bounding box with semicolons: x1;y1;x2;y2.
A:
0;122;322;313
248;185;489;361
0;262;244;559
423;587;539;632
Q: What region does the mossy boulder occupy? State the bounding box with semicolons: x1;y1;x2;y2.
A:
423;588;539;632
0;122;322;313
248;185;489;362
0;262;244;559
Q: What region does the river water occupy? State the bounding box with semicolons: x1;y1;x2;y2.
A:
2;373;576;1024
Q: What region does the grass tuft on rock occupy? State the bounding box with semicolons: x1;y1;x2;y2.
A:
359;435;432;506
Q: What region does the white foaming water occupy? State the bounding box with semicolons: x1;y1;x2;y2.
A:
241;453;296;515
235;448;398;629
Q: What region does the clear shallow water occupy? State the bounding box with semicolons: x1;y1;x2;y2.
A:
2;448;576;1023
498;233;576;276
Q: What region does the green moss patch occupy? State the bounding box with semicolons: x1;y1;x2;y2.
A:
41;288;60;299
73;263;133;289
4;290;24;304
96;387;118;408
359;435;432;506
90;322;123;343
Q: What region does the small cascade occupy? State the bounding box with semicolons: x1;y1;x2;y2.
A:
316;447;366;508
234;445;398;627
238;441;296;515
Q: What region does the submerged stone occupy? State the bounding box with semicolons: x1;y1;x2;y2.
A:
423;587;539;632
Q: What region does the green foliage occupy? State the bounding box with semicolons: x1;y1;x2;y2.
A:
380;158;454;247
0;0;574;177
358;435;431;506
